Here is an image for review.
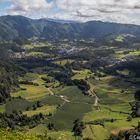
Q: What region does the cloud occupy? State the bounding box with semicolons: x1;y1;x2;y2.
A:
0;0;10;2
0;0;140;24
53;0;140;24
4;0;52;18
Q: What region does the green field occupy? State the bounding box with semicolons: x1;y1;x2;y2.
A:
53;59;75;66
5;98;33;114
1;36;140;140
6;72;139;139
72;69;92;80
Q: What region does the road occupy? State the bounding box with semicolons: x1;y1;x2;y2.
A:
87;81;100;110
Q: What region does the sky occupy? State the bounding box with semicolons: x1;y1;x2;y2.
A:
0;0;140;25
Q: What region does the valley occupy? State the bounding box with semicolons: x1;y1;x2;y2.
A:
0;33;140;140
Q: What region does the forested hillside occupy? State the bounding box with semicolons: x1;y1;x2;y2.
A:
0;15;140;41
0;46;19;103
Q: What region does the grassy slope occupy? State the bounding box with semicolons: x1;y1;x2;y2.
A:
12;73;52;101
3;44;140;139
82;74;139;139
23;105;56;117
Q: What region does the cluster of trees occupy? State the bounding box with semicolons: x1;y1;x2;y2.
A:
31;101;43;111
0;36;30;54
13;37;29;46
0;61;19;103
0;42;24;53
114;58;140;78
41;77;52;83
47;123;55;130
0;41;26;104
0;111;45;130
72;119;86;138
135;90;140;101
87;118;116;127
30;46;59;54
16;58;62;70
48;70;90;94
129;90;140;118
48;71;73;86
19;80;39;86
73;80;90;94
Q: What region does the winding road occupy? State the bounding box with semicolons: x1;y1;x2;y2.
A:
87;81;100;110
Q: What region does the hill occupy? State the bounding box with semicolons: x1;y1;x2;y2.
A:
0;15;140;40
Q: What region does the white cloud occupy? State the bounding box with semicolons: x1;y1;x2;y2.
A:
1;0;140;24
53;0;140;24
5;0;52;18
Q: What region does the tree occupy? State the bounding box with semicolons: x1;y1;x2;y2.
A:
48;123;55;130
127;116;132;122
135;90;140;101
32;104;37;110
72;119;86;139
130;101;139;118
36;101;42;107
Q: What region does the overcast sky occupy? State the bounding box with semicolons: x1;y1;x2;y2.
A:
0;0;140;25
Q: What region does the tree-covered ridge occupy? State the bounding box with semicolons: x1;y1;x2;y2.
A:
0;61;18;103
1;15;140;41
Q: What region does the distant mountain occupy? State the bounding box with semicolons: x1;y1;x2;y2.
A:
45;18;80;24
0;15;140;41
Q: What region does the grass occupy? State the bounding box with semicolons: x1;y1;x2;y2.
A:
115;36;125;42
117;69;130;76
22;42;51;50
92;75;135;103
94;83;124;105
12;84;51;101
114;50;140;58
23;105;56;117
0;128;43;140
5;98;32;114
33;78;46;85
13;73;53;101
27;73;139;138
129;50;140;56
83;125;110;140
47;130;75;140
37;74;60;88
56;86;94;103
44;86;93;130
35;86;94;131
7;58;140;138
27;124;47;136
71;69;92;80
82;75;140;139
49;102;92;130
0;105;5;113
53;59;75;66
28;125;75;139
83;106;127;122
41;96;63;106
30;52;45;55
20;72;39;81
82;104;139;139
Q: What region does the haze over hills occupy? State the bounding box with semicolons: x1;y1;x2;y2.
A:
1;15;140;41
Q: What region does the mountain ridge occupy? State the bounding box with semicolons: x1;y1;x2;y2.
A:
0;15;140;41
